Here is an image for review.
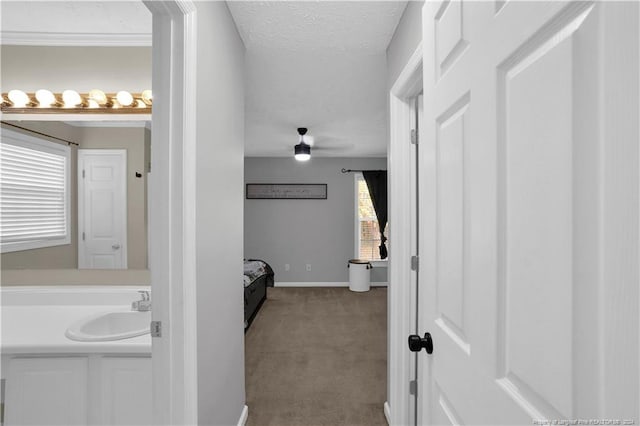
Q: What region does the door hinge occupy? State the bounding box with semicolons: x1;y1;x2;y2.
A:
411;129;418;145
409;380;417;396
82;231;85;241
411;255;419;271
82;169;85;178
151;321;162;337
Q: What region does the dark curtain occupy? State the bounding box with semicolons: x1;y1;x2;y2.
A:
362;171;388;259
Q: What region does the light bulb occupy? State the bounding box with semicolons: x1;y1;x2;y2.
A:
141;89;152;105
88;89;107;105
116;91;134;106
35;89;57;107
8;90;30;107
88;100;100;108
294;141;311;161
62;90;82;107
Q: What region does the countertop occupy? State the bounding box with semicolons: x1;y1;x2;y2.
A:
2;304;151;355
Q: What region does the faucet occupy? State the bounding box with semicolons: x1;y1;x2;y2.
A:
132;290;151;312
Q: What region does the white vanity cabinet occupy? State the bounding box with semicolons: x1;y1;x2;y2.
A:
3;355;151;426
97;357;152;426
5;357;88;425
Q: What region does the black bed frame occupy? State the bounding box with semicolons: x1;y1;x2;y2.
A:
244;271;274;331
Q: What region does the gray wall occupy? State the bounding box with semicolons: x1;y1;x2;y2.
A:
193;3;246;425
1;123;148;273
387;1;424;87
245;157;388;283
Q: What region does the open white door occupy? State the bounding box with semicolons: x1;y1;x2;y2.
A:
417;1;638;424
78;149;127;269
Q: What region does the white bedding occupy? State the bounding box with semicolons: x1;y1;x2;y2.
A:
244;260;270;287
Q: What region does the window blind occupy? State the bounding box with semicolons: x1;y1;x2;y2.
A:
1;131;70;251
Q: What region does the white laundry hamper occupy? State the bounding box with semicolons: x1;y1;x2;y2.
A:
348;259;372;292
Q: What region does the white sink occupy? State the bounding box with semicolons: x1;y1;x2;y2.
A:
65;310;151;342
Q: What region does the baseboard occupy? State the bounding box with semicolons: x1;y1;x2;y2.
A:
274;281;388;288
237;405;248;426
384;401;391;425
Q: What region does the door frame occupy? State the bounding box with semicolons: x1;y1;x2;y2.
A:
143;1;198;424
77;149;128;269
387;41;423;426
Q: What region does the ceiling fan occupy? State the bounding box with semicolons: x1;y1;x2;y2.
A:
294;127;311;161
293;127;353;161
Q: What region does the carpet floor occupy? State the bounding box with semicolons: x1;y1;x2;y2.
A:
245;287;388;426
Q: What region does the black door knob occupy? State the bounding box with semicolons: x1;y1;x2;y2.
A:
408;332;433;354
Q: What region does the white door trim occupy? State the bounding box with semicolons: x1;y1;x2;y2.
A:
143;1;198;425
77;149;128;269
387;41;423;426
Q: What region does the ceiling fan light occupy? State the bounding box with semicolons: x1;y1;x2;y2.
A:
294;142;311;161
295;153;311;161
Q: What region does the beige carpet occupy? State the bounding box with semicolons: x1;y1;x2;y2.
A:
245;287;388;426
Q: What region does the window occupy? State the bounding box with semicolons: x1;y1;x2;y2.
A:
355;173;387;261
1;129;71;253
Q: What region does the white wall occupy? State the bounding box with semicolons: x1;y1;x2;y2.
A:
386;1;424;88
245;157;388;284
193;3;246;425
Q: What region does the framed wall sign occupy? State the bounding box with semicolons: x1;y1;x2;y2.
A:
246;183;327;200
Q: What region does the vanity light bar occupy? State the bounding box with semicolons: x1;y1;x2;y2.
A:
1;89;152;114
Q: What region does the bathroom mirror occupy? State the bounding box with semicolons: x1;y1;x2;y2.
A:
1;120;150;272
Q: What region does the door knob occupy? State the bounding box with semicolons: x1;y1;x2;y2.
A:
112;244;121;250
408;332;433;354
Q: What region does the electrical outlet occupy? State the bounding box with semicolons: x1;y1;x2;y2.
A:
306;264;312;272
284;264;290;271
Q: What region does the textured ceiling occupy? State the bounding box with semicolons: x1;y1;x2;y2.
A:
232;1;408;157
0;1;151;45
245;50;388;157
227;1;407;52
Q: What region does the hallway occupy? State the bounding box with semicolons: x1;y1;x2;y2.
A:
245;287;387;426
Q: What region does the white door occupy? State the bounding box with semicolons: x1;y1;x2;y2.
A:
78;149;127;269
418;1;638;425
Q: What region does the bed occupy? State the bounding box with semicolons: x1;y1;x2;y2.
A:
244;259;274;330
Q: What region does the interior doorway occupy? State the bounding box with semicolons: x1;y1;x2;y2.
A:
387;42;423;426
78;149;128;269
